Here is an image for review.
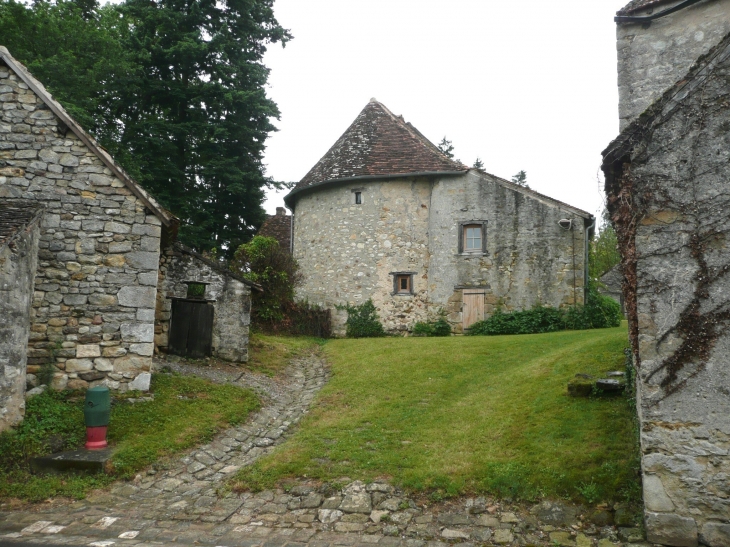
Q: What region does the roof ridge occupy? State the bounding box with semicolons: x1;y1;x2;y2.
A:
0;45;176;228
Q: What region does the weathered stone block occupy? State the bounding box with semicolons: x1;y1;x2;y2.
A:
117;286;156;308
88;294;117;307
125;251;159;270
76;345;100;358
120;323;154;343
65;359;93;373
104;221;130;234
113;355;148;373
102;346;127;358
646;512;698;547
132;223;161;237
701;522;730;547
59;153;79;167
128;372;151;391
93;358;114;372
104;254;126;267
129;343;154;356
63;294;87;306
643;474;675;512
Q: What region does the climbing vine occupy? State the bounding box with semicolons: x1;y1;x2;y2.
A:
605;44;730;401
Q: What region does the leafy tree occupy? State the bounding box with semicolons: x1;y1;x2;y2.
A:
511;170;528;187
473;157;484;170
438;137;454;159
590;209;621;278
230;236;302;325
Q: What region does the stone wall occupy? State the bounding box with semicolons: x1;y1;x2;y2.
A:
616;0;730;129
156;244;251;362
604;38;730;547
429;171;588;332
0;203;41;432
292;177;432;334
292;172;589;335
0;58;163;391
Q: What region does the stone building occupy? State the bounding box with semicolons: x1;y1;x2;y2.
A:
0;46;253;401
257;207;292;252
0;200;42;433
603;4;730;545
285;99;593;335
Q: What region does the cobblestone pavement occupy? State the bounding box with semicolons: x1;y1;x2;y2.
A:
0;353;654;547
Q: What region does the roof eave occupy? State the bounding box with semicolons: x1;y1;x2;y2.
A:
284;170;469;208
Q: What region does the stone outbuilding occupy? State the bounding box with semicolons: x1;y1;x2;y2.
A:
285;99;594;335
0;200;43;433
603;3;730;545
0;46;254;406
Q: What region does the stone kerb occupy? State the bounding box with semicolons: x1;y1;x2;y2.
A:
0;60;161;391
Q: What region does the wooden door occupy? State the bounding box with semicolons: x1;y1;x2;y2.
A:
169;299;214;358
462;290;485;330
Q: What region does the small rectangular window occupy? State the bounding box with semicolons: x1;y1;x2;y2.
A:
354;191;362;204
458;221;487;254
465;225;481;250
391;272;415;295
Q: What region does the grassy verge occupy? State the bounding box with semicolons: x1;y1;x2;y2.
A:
231;326;640;505
0;372;259;502
247;333;323;375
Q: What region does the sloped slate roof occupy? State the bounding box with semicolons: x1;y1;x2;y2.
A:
0;46;176;228
0;200;44;249
294;99;467;192
618;0;673;14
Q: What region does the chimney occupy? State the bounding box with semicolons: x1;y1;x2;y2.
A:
276;207;286;216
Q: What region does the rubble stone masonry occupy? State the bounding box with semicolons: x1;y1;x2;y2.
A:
0;59;161;391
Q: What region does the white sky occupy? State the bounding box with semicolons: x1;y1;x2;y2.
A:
261;0;629;221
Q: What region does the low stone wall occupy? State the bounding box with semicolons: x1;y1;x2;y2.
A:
156;244;251;362
0;203;41;432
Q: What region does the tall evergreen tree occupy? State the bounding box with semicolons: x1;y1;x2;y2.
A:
117;0;291;255
438;137;454;159
511;170;528;188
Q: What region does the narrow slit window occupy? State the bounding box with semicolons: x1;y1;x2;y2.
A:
464;225;482;251
354;191;362;204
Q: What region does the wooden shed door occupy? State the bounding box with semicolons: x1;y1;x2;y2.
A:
169;299;214;359
462;290;485;330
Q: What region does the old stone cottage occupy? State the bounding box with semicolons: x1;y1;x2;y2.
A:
285;99;594;335
603;2;730;545
0;46;253;423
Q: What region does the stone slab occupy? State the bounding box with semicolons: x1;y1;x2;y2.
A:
30;448;113;475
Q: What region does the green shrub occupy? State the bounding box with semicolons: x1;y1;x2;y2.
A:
413;317;452;336
467;305;565;336
467;287;621;336
339;299;385;338
564;285;622;330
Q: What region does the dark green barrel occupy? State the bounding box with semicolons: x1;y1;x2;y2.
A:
84;386;110;427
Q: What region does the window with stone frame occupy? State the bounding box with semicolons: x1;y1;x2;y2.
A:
458;221;487;254
391;272;415;295
352;188;364;205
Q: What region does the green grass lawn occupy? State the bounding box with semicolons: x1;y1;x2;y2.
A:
231;325;640;505
0;372;259;502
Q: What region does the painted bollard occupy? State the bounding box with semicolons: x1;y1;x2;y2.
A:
84;386;110;449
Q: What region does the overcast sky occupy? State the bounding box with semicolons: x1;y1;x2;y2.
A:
261;0;629;221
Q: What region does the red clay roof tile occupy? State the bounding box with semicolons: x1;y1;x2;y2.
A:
295;100;467;190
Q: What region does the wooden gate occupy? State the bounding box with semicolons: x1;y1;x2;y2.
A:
462;290;485;330
168;299;214;358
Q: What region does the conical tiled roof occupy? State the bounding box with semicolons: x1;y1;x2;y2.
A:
293;99;467;192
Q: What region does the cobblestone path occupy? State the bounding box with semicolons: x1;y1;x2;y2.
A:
0;353;652;547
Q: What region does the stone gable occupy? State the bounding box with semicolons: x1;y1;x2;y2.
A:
0;51;168;392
